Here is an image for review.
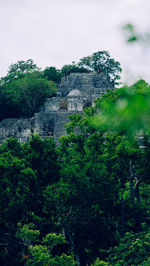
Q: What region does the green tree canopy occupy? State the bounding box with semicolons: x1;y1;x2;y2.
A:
0;59;58;120
78;50;122;84
107;231;150;265
0;71;57;118
61;63;90;77
0;59;40;84
43;66;61;84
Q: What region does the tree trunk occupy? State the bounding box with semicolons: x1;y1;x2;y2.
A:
135;179;141;204
64;228;81;265
129;160;135;205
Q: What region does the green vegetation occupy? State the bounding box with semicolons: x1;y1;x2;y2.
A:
0;60;57;120
108;231;150;265
61;51;121;85
0;54;150;265
1;71;57;117
78;51;122;84
60;63;90;77
43;66;61;84
123;23;150;44
93;80;150;136
0;51;121;121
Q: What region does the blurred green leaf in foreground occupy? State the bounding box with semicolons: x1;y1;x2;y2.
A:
123;23;150;44
92;80;150;137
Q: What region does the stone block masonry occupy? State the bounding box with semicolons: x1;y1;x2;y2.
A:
0;73;114;144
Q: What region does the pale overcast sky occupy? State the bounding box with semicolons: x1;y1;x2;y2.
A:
0;0;150;84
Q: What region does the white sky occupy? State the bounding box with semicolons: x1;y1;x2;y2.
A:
0;0;150;84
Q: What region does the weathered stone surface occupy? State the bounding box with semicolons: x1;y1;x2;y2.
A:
0;73;113;144
0;118;32;144
59;72;113;98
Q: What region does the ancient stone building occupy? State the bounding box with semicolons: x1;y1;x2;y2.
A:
0;72;114;144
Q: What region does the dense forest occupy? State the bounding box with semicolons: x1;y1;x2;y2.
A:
0;52;150;266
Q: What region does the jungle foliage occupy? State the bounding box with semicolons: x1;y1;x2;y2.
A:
61;51;122;85
0;60;58;120
0;51;121;121
0;77;150;265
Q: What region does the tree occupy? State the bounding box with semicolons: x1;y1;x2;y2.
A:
78;56;92;70
23;135;60;215
107;231;150;265
91;259;109;266
78;50;122;84
43;66;61;84
0;71;57;117
0;136;60;265
43;85;150;264
18;229;77;266
0;60;58;120
0;59;39;85
61;63;90;77
43;130;124;264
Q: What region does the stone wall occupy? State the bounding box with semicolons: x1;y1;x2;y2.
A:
0;118;33;144
0;72;114;144
59;72;113;98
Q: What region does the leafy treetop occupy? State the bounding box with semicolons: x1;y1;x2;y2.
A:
78;50;122;83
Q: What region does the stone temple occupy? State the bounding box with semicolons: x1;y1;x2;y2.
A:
0;72;114;144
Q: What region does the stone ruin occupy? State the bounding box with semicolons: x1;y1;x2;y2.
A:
0;72;114;144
